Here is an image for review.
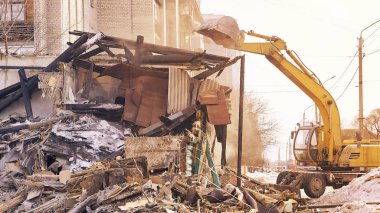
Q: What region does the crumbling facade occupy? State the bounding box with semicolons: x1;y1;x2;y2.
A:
31;0;204;55
0;0;207;118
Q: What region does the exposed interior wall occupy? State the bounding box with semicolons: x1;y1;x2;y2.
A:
0;91;54;120
0;56;57;119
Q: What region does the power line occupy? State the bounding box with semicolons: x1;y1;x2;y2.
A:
365;47;380;56
251;85;348;94
330;50;358;89
252;90;299;94
301;54;356;58
291;50;323;85
336;66;359;101
364;24;380;41
365;34;380;47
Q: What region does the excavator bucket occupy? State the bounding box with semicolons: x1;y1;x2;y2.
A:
196;16;242;47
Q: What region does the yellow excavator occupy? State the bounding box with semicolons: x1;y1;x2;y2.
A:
197;16;380;198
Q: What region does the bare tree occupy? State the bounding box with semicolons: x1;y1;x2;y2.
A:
245;92;279;148
363;108;380;139
227;92;279;167
350;108;380;139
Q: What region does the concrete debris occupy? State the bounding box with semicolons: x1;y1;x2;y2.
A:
51;115;124;155
0;108;301;212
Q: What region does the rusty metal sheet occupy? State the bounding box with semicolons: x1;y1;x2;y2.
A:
123;75;168;127
124;136;186;170
167;67;191;114
205;89;231;125
87;76;122;103
198;79;220;99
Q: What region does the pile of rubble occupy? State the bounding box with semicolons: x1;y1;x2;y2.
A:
0;113;301;212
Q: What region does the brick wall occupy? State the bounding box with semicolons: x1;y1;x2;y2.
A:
131;0;154;42
46;0;62;54
34;0;85;55
33;0;202;55
34;0;62;55
25;0;34;23
95;0;154;42
34;0;48;54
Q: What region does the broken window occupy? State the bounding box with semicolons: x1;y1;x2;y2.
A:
1;0;25;22
0;0;34;43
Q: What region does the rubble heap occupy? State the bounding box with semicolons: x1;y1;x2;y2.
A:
0;110;302;212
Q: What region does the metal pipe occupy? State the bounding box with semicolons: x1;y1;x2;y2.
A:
0;66;45;69
0;75;38;112
18;69;33;119
237;55;245;188
0;78;30;99
0;116;72;135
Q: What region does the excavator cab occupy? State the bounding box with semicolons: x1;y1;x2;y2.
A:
293;125;319;163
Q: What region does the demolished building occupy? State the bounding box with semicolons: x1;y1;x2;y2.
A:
0;31;305;212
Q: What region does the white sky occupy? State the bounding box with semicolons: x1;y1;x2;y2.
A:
201;0;380;159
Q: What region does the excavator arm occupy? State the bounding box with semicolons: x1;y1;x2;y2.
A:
197;17;342;164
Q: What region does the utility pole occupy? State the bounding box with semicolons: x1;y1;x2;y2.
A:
358;19;380;135
237;55;245;188
358;34;364;134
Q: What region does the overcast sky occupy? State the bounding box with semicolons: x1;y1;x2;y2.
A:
201;0;380;159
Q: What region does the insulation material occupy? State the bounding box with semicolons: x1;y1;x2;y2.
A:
124;136;186;171
38;72;63;99
167;67;191;114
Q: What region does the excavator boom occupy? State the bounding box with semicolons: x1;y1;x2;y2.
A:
197;16;342;163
